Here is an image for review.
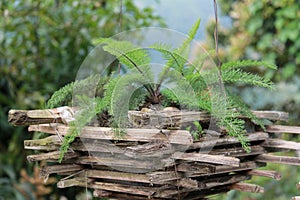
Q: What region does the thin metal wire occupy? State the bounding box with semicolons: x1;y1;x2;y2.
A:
118;0;123;33
117;0;123;74
213;0;221;68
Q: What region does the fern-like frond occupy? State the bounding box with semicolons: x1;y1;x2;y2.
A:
46;82;74;108
222;68;274;89
100;38;150;71
175;18;200;56
228;95;265;131
221;60;277;70
59;96;102;162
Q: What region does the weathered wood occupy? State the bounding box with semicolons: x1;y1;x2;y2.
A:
210;145;265;157
8;107;76;125
202;175;250;189
247;170;281;180
73;156;175;171
266;125;300;134
58;177;158;196
9;107;288;127
93;190;160;200
262;139;300;151
128;110;211;128
86;169;152;183
27;151;80;162
190;132;269;150
172;152;240;167
251;111;288;122
255;154;300;166
147;171;182;183
28;124;193;145
230;182;264;193
40;164;83;177
128;110;289;128
24;135;62;150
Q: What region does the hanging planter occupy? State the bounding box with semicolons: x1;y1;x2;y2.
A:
8;20;300;199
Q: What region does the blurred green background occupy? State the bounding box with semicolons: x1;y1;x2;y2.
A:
1;0;299;199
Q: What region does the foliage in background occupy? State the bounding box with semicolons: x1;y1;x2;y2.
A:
0;0;164;199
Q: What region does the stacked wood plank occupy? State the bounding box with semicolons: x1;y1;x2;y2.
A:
8;107;300;200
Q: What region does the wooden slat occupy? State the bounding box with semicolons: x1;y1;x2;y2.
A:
202;175;250;189
40;164;83;177
230;182;264;193
28;124;193;145
247;170;281;180
27;151;80;162
210;145;265;157
267;125;300;134
190;132;269;150
58;178;159;197
9;108;288;127
8;107;73;125
24;135;62;150
86;169;152;183
262;139;300;150
255;154;300;166
74;156;175;171
251;111;288;122
93;190;161;200
180;161;263;177
172;152;240;167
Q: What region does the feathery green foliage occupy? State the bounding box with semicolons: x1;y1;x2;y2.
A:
48;19;277;160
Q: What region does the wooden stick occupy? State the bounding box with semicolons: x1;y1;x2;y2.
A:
73;156;175;170
172;152;240;167
255;154;300;166
267;125;300;134
230;182;264;193
28;124;193;145
24;135;62;151
9;107;288;127
251;111;288;122
181;161;264;177
8;107;72;125
262;139;300;150
27;151;80;162
40;164;83;177
247;170;282;180
190;132;269;150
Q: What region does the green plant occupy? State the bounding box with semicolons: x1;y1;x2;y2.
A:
47;19;277;162
186;121;204;141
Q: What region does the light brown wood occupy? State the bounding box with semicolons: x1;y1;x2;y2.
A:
40;164;83;177
266;125;300;134
247;170;282;180
262;139;300;150
27;151;80;162
251;111;288;121
230;182;264;193
172;152;240;167
255;154;300;166
190;132;269;150
28;124;193;145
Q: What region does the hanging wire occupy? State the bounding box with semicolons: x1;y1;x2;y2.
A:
213;0;221;68
118;0;123;33
117;0;123;74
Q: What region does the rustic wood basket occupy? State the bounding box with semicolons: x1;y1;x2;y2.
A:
8;107;300;199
